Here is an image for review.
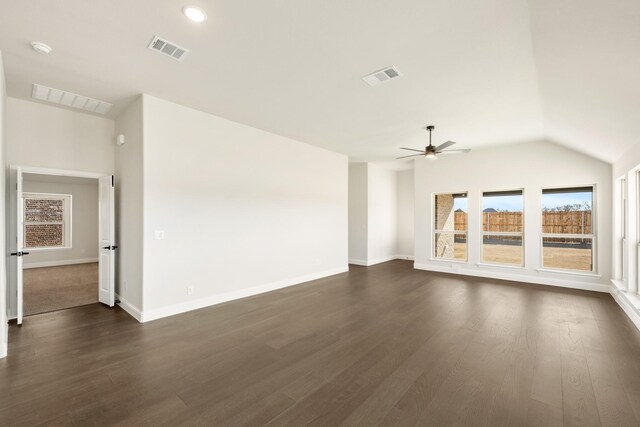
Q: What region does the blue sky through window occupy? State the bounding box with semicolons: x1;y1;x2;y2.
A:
454;197;467;212
452;190;592;212
483;195;523;212
542;191;592;210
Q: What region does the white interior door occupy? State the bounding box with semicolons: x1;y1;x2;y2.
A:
98;175;116;307
14;167;24;324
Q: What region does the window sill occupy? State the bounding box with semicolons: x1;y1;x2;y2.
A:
429;258;468;264
536;268;601;279
476;262;525;270
26;246;72;252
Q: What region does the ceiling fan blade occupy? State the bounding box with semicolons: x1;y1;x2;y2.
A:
437;149;471;155
396;153;425;159
435;140;456;151
400;147;425;153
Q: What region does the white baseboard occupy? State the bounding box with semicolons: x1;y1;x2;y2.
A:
414;262;611;293
140;265;349;323
609;285;640;331
23;258;98;269
0;322;7;359
115;293;143;322
349;255;413;267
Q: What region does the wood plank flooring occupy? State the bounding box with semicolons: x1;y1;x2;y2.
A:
2;260;640;426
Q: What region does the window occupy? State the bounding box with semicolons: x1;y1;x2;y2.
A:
433;192;467;261
481;190;524;266
541;186;594;272
23;193;72;249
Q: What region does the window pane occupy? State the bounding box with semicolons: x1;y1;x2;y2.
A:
482;235;523;265
482;191;523;232
25;224;63;247
435;233;467;260
25;198;63;223
542;188;592;234
543;237;592;271
435;193;467;231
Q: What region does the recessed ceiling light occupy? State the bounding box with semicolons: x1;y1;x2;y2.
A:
31;42;52;55
183;6;207;22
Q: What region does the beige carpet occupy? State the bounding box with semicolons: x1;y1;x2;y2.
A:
23;263;98;316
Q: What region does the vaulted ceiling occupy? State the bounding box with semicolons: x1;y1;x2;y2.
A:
0;0;638;165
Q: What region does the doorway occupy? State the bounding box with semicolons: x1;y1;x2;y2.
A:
21;174;99;315
8;167;116;324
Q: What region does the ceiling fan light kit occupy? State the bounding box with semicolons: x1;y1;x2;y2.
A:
397;125;471;160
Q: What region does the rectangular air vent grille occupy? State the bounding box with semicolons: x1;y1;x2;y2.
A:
361;66;402;86
31;84;114;115
148;36;189;61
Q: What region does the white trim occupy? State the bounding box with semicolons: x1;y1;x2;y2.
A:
115;294;143;322
414;262;610;293
18;165;105;179
430;257;467;264
349;255;398;266
23;258;98;269
609;286;640;331
536;268;601;278
0;322;7;359
351;255;414;265
476;262;525;270
140;265;349;323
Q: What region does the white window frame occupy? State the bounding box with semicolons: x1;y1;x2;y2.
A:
23;192;73;251
432;192;468;262
540;185;596;273
480;189;525;267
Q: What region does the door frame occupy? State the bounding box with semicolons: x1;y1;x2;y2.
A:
7;165;111;321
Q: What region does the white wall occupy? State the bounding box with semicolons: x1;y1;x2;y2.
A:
114;96;144;313
367;164;397;263
610;144;640;330
0;51;8;358
611;144;640;293
348;163;400;265
397;169;414;259
6;97;114;174
348;163;368;263
140;95;348;320
22;177;98;268
414;141;612;291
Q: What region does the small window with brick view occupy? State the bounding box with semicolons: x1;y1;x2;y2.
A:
433;192;468;261
23;193;72;249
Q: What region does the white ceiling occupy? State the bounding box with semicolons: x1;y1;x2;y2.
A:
0;0;638;166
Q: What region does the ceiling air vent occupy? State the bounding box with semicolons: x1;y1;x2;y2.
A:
361;66;402;86
148;36;189;61
31;84;113;115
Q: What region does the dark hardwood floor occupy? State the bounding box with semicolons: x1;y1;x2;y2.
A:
2;260;640;426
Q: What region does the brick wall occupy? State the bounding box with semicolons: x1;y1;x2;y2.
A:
24;198;64;248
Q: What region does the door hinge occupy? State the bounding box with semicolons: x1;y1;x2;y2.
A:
111;175;114;187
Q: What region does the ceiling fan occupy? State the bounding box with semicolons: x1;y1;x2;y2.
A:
397;125;471;160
